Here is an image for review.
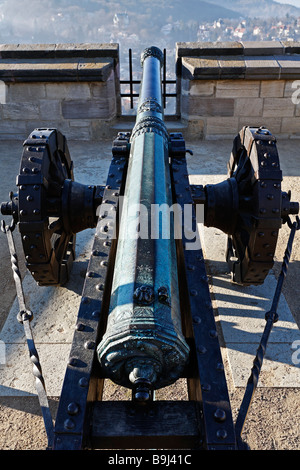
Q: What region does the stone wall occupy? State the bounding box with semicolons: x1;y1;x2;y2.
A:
176;41;300;139
0;43;120;141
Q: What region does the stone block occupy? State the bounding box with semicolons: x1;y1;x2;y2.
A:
244;56;280;79
235;98;263;117
39;99;62;120
206;116;239;136
182;57;220;80
62;98;116;119
216;80;260;98
46;82;91;100
238;117;282;135
0;119;27;138
263;98;295;117
176;41;244;58
0;58;115;83
284;80;300;101
54;43;119;59
281;117;300;134
6;83;46;102
181;78;215;96
2;102;39;120
182;96;234;117
275;55;300;78
77;58;115;81
241;40;284;56
260;80;285;98
218;56;246;79
91;76;116;98
280;40;300;54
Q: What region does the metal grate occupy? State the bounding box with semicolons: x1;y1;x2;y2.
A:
120;48;177;113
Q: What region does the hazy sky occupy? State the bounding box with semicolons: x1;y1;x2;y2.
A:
277;0;300;6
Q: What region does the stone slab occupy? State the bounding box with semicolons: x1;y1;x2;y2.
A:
241;41;284;56
176;41;244;58
244;56;280;79
0;58;114;83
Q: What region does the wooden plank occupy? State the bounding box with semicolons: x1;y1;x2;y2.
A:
91;400;204;450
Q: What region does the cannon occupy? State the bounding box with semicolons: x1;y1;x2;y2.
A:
1;46;299;451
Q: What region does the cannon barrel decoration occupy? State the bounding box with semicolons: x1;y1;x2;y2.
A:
0;45;299;451
97;46;190;399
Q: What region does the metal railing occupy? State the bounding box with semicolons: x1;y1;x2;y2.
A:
120;48;177;113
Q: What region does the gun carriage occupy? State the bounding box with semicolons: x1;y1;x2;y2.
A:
1;46;299;451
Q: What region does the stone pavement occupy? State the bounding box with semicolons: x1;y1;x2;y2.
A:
0;133;299;398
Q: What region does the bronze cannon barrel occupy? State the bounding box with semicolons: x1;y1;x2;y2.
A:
96;47;189;400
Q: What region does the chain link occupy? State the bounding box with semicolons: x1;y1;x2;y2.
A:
1;219;54;449
235;215;300;444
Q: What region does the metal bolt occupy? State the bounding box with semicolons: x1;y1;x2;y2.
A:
64;419;75;430
214;408;226;422
84;340;95;350
78;377;89;388
67;402;79;416
216;429;228;440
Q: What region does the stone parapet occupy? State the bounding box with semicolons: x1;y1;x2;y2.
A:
0;43;120;141
176;41;300;139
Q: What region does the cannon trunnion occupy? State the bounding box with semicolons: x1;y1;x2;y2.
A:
1;46;299;451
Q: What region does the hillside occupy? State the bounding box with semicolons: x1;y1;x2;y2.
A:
204;0;300;19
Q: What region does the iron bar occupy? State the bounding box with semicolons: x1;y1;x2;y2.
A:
120;48;177;111
1;219;54;449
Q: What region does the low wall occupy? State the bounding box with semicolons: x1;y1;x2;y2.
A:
0;43;120;141
176;41;300;139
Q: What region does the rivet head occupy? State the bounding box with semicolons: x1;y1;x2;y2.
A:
193;316;201;324
64;418;75;430
67;402;79;416
214;408;226;422
84;340;95;350
209;329;218;338
190;289;198;296
76;323;85;331
197;345;207;354
78;377;89;388
216;429;228;440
